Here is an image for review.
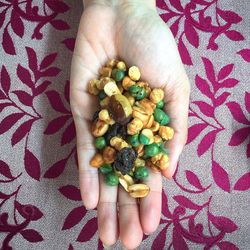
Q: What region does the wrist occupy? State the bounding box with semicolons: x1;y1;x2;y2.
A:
83;0;156;9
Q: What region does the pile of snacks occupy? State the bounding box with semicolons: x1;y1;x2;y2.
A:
88;59;174;198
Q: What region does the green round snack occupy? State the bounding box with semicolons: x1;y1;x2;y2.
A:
134;166;149;180
128;85;142;97
153;108;165;123
156;100;165;109
99;164;113;174
144;143;160;157
135;88;146;100
160;114;170;125
139;133;150;145
112;69;125;82
94;137;106;150
99;90;107;100
105;172;119;186
127;134;140;147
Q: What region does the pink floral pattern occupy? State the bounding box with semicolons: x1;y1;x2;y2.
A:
0;0;249;249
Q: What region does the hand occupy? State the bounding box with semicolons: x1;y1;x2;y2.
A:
70;0;190;248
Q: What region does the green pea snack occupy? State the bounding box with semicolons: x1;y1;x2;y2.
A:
88;59;174;198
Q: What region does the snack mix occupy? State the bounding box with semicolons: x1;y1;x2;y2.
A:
88;59;174;198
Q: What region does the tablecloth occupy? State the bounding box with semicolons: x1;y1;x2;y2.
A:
0;0;249;249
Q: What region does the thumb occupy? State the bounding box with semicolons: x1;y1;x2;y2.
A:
161;79;190;179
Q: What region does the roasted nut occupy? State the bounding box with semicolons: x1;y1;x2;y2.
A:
151;152;163;165
96;77;115;90
128;66;141;81
103;146;116;163
127;118;143;135
132;106;149;126
151;121;160;133
122;76;135;90
98;109;115;125
145;115;154;128
134;158;145;168
128;183;150;198
106;59;117;68
91;119;109;137
158;154;169;170
117;61;126;71
139;98;156;113
99;67;112;77
159;126;174;140
119;174;134;192
145;85;152;96
109;94;132;124
90;153;104;168
88;79;100;95
154;135;163;144
104;81;121;96
148;153;169;171
100;96;110;108
149;88;164;104
124;92;135;106
110;136;129;151
135;144;144;157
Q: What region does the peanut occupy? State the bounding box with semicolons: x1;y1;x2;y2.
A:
91;119;109;137
128;66;141;81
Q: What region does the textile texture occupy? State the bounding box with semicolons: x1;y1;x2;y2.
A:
0;0;250;249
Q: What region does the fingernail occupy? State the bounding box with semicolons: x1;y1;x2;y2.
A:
103;243;112;249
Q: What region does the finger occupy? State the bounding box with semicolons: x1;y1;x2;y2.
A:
139;168;162;235
97;174;118;246
118;186;143;249
76;118;99;209
162;81;190;179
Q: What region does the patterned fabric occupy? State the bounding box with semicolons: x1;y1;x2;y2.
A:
0;0;249;249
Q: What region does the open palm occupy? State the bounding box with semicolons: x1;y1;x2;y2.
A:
70;2;190;249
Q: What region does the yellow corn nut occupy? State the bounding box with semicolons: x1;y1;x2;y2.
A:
154;135;163;145
151;121;160;133
149;88;165;104
128;66;141;81
98;109;115;125
132;106;149;126
99;66;112;77
110;136;129;151
122;76;135;90
88;79;100;95
103;146;116;164
145;115;154;129
117;61;126;71
106;59;117;68
134;158;145;168
90;153;104;168
127;118;143;135
159;126;174;140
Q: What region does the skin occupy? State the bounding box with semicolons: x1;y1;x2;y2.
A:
70;0;190;249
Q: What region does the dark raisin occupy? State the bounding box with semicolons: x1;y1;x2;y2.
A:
92;110;100;122
105;123;127;143
114;147;137;175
